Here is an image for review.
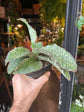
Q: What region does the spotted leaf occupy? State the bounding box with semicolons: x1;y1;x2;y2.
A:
36;44;77;72
38;55;70;80
62;69;70;80
17;18;37;43
7;56;27;74
5;47;31;65
13;57;42;74
31;42;43;50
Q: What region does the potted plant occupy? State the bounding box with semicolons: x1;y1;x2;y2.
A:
5;18;77;80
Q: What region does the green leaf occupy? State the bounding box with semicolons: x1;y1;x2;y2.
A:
76;15;84;31
62;69;70;80
5;47;31;65
76;21;83;30
38;55;70;80
31;42;43;50
79;15;84;23
17;18;37;43
7;56;27;74
13;57;42;74
36;44;77;72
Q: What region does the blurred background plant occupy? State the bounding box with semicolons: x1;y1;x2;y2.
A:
2;0;20;25
39;0;66;23
71;12;84;108
71;102;84;112
72;76;84;101
38;0;66;46
71;75;84;112
39;17;65;46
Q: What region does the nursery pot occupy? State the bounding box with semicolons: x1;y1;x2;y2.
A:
26;64;51;79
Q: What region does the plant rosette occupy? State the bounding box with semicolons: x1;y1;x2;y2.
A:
5;18;77;80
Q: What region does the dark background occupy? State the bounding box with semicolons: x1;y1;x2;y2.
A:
20;0;39;8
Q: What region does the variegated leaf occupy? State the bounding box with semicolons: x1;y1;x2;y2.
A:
62;69;70;80
38;55;70;80
36;44;77;72
5;47;31;65
13;57;42;74
7;56;27;74
17;18;37;43
31;42;43;50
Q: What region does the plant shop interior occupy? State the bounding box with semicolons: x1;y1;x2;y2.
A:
0;0;84;112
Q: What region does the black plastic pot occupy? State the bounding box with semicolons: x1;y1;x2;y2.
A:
26;64;51;79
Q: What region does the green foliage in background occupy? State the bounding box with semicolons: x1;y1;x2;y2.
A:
72;82;84;101
39;0;66;22
76;15;84;56
2;0;20;25
76;15;84;31
71;103;84;112
49;29;64;46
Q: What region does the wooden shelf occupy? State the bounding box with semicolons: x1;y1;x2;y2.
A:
77;59;84;62
0;17;9;22
0;33;13;35
0;17;13;47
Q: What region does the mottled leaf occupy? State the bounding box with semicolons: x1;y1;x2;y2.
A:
13;57;42;74
36;44;77;72
38;55;70;80
62;69;70;80
7;56;27;74
31;42;43;50
17;18;37;43
5;47;31;65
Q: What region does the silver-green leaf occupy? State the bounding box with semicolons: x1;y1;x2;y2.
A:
17;18;37;43
38;55;70;80
13;57;42;74
5;47;31;65
36;44;77;72
7;56;27;74
62;69;70;80
31;42;43;50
